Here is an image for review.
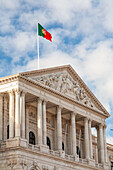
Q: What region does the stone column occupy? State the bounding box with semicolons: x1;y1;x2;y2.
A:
97;126;100;163
3;96;8;141
89;119;93;159
71;112;76;155
9;91;15;138
103;125;107;163
20;92;26;139
57;106;62;151
42;100;47;145
37;98;42;145
0;94;3;141
98;124;104;164
26;106;29;141
84;118;89;159
15;90;20;137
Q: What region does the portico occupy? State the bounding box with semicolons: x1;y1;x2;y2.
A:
0;65;110;170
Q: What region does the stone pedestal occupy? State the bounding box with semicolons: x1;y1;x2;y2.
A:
37;144;49;153
6;137;27;148
88;159;95;166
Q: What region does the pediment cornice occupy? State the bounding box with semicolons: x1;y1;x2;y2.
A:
0;65;110;117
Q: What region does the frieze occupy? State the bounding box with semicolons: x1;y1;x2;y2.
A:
31;71;98;110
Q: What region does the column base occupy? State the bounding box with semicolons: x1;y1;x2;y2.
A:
88;159;95;166
59;150;65;158
6;137;27;148
103;162;109;170
68;154;79;161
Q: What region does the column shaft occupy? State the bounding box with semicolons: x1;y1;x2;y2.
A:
71;113;76;155
26;107;29;141
9;91;15;138
57;106;62;151
98;124;104;164
0;95;3;141
89;120;93;159
42;101;46;145
97;127;100;163
84;118;89;159
103;126;107;163
15;90;20;137
20;92;26;138
37;98;42;145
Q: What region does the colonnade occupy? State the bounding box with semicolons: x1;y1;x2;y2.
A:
0;91;108;164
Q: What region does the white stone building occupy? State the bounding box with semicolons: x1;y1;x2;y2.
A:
0;65;113;170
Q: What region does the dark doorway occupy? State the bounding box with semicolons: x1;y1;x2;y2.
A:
7;125;9;139
29;131;35;145
62;142;64;151
76;146;81;158
46;137;51;149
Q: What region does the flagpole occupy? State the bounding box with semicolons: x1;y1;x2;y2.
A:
37;24;39;69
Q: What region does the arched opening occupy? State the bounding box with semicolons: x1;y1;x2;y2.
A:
7;125;9;139
62;142;64;151
76;146;81;158
46;137;51;149
29;131;35;145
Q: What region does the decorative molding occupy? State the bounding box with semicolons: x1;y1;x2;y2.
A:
31;71;97;110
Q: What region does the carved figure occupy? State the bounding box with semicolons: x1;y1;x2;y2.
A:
32;71;95;109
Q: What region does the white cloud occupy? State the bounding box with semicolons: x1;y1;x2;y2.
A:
91;128;97;137
0;0;20;9
107;136;113;145
0;31;36;63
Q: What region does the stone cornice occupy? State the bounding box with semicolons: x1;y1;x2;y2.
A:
0;74;20;84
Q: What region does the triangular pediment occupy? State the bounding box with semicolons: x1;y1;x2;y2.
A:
20;65;110;116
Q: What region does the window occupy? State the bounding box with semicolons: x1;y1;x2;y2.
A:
46;137;51;149
111;162;113;170
7;125;9;139
29;131;35;145
62;142;64;151
76;146;81;158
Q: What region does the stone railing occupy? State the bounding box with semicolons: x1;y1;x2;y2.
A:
0;140;108;170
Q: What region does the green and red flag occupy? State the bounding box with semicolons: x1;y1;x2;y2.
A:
38;23;52;42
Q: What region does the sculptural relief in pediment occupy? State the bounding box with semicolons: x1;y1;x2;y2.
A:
30;71;98;110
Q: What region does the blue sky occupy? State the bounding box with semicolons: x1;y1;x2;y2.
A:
0;0;113;144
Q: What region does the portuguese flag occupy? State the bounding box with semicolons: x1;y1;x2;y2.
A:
38;23;52;42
